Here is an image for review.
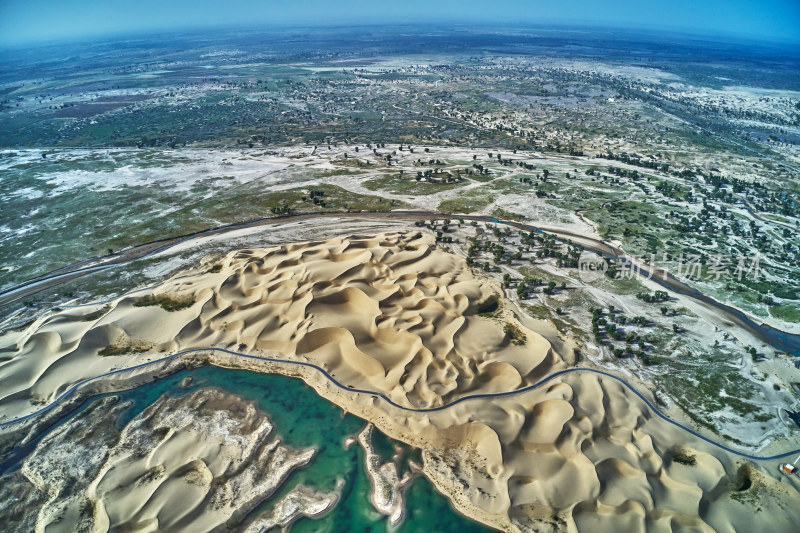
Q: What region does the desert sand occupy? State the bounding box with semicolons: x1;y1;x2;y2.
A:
1;231;799;532
2;387;322;532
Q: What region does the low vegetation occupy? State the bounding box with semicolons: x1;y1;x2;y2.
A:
363;173;466;195
504;322;527;346
80;305;111;321
133;294;196;312
729;464;767;511
671;448;697;466
438;189;495;213
98;343;151;357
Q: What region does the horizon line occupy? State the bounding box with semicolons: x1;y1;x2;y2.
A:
2;20;799;52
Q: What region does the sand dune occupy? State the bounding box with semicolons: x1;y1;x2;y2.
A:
1;231;798;531
3;388;319;532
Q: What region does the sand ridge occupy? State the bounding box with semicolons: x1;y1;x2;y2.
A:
1;231;798;532
3;387;322;532
0;231;557;420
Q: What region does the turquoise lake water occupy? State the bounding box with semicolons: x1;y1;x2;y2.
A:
6;366;494;532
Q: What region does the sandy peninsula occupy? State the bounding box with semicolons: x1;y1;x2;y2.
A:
1;387;328;532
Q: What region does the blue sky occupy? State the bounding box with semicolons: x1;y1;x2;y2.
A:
1;0;798;46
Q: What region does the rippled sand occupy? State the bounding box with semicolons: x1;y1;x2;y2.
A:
1;231;798;532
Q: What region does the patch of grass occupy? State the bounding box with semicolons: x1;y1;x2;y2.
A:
671;448;697;466
317;168;364;178
769;304;800;323
207;264;223;273
729;464;765;511
655;357;769;442
134;293;195;312
597;275;648;295
752;412;772;422
98;343;150;356
491;207;526;222
523;304;551;320
642;355;664;366
363;174;465;195
252;183;409;213
139;465;166;485
438;189;495;214
152;426;171;440
468;173;495;183
522;303;587;342
80;305;111;321
518;266;570;287
504;322;527;346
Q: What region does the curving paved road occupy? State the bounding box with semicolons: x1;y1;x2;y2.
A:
1;347;799;462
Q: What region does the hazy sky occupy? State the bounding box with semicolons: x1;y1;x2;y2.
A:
1;0;798;47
